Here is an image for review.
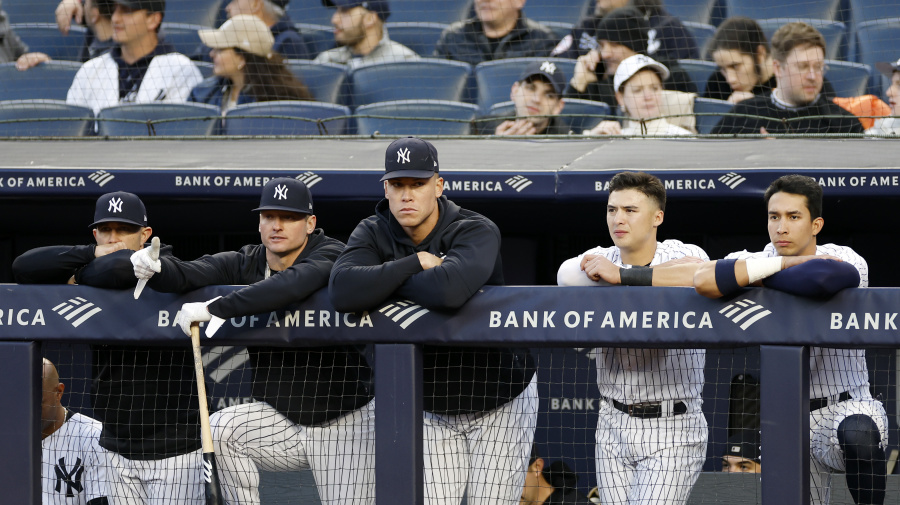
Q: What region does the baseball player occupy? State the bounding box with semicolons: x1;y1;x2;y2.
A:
13;192;205;504
556;171;709;505
131;177;374;505
41;358;109;505
694;174;887;505
328;137;538;505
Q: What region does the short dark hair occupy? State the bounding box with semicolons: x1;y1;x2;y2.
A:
764;174;823;219
710;17;770;60
608;171;666;211
770;22;826;63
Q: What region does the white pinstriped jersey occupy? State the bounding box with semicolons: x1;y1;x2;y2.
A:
726;243;870;399
42;412;108;505
558;239;709;403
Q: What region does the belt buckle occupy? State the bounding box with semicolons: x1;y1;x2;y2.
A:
629;402;660;418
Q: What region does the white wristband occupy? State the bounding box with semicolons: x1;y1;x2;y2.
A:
746;257;783;283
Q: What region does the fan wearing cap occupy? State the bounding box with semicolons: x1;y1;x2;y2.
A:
866;59;900;135
188;14;313;114
222;0;315;60
66;0;203;115
131;178;376;504
721;433;762;473
330;137;537;505
587;54;691;136
494;60;567;135
315;0;417;69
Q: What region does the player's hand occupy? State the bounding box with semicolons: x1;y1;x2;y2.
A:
570;50;600;92
177;301;212;337
15;52;51;71
94;242;127;258
417;251;444;270
582;255;621;284
586;120;622;136
727;91;754;104
495;119;537;136
654;256;706;267
131;242;162;279
782;254;842;269
56;0;84;35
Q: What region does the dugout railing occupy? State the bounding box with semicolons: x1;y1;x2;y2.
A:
1;284;898;504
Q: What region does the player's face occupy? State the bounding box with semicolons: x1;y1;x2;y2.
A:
774;44;825;107
211;48;246;79
713;49;759;93
474;0;525;26
599;40;636;76
93;222;151;251
511;78;563;129
722;455;761;473
41;363;63;433
384;175;444;243
331;6;369;47
886;72;900;116
617;69;663;120
111;4;160;46
766;191;823;257
259;210;315;258
607;188;663;254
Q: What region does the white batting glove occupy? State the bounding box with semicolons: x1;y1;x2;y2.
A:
177;297;224;338
131;242;161;280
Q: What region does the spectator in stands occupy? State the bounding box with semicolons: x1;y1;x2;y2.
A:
551;0;698;61
564;7;696;107
220;0;315;60
0;2;28;63
868;58;900;135
189;15;313;114
52;0;117;65
433;0;557;66
711;22;862;135
315;0;417;69
66;0;203;115
586;54;692;135
721;432;762;473
705;17;776;104
521;448;592;504
494;59;567;135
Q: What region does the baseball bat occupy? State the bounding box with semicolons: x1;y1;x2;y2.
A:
133;236;160;300
190;323;225;504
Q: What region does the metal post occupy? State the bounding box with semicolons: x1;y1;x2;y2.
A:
375;344;423;504
0;341;41;504
760;345;810;505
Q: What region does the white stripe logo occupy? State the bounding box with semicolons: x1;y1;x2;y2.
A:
719;299;771;330
505;175;533;192
718;172;746;189
295;171;323;188
51;297;102;327
378;300;430;329
88;170;115;187
202;346;250;383
202;459;213;483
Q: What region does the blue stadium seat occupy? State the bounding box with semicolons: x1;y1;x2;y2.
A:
0;61;80;101
295;23;336;56
1;0;60;23
542;21;576;42
285;60;348;104
683;22;716;60
560;98;613;132
677;59;718;97
662;0;721;25
854;19;900;94
385;22;448;56
849;0;900;28
0;99;93;136
350;58;472;108
10;24;86;62
163;0;224;27
723;0;842;22
195;61;215;79
387;0;472;24
758;19;846;61
523;0;590;25
693;97;732;134
355;99;478;135
223;100;350;135
97;103;219;136
159;23;204;58
290;0;341;26
825;60;871;97
474;57;576;112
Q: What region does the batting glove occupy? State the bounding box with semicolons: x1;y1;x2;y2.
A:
131;245;161;280
177;297;225;338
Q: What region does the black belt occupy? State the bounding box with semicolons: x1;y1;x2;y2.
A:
609;398;687;419
810;391;851;412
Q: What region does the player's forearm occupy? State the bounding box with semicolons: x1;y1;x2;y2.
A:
394;258;492;310
650;263;702;287
209;262;331;319
75;250;140;289
13;245;96;284
328;254;423;312
694;259;751;298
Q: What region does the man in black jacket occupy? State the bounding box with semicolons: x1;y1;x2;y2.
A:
328;137;538;505
12;192;205;503
131;178;375;504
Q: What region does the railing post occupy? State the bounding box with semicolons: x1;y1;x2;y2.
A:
374;343;423;505
760;345;810;505
0;341;41;504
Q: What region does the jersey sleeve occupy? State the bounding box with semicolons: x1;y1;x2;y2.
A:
84;431;110;503
12;245;96;284
557;246;616;286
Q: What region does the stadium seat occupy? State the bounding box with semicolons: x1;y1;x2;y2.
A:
677;59;718;97
159;23;204;58
291;0;343;26
349;58;472;108
849;0;900;28
662;0;721;25
825;60;871;97
163;0;224;27
0;61;81;102
474;57;576;112
757;19;846;61
1;0;60;23
387;0;472;24
0;99;93;137
560;98;613;132
384;22;448;57
683;22;716;60
295;23;336;56
355;99;478;135
195;61;215;79
523;0;590;25
223;100;350;135
10;24;87;62
542;21;576;42
97;103;219;136
478;101;516;134
853;19;900;94
285;60;348;104
723;0;842;22
693;97;732;134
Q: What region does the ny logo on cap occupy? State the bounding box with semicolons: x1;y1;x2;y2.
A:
108;197;123;213
397;147;411;164
274;184;288;200
540;61;557;75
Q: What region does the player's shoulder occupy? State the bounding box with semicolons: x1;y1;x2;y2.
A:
657;239;709;260
578;244;618;260
816;243;866;263
724;244;775;260
68;412;102;435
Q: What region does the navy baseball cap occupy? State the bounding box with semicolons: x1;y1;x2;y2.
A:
112;0;165;13
253;177;314;214
89;191;148;228
322;0;390;21
382;137;439;181
519;60;567;95
725;432;761;462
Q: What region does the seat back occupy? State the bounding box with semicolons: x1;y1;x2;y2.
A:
159;23;204;58
683;22;716;60
285;60;348;104
350;58;472;108
223;100;350;135
355;99;478;135
0;61;81;102
678;59;719;97
11;24;87;61
854;19;900;95
825;60;872;98
523;0;590;24
693;97;733;134
0;99;93;137
663;0;721;25
560;98;612;133
163;0;224;26
295;23;336;56
387;0;472;24
97;103;219;136
2;0;61;23
384;23;448;57
724;0;842;22
474;57;575;112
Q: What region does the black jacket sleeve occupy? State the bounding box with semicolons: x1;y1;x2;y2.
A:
75;248;156;289
147;252;244;293
12;245;96;284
